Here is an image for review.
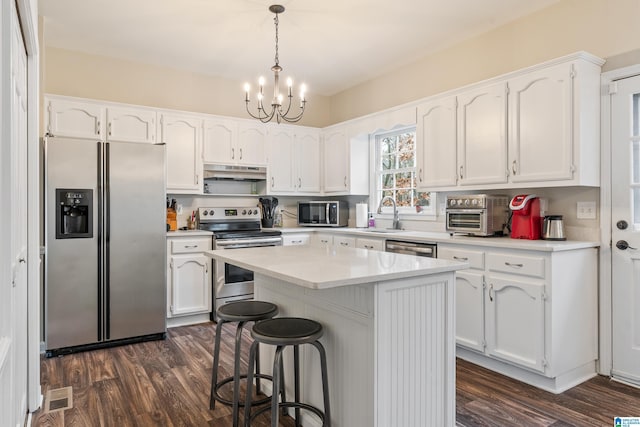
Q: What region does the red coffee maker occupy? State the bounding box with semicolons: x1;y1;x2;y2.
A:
509;194;541;240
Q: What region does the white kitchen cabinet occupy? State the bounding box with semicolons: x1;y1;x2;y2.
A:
282;233;311;246
46;96;157;144
322;125;369;195
416;95;458;188
266;126;320;194
237;122;267;166
45;97;104;139
439;243;598;393
161;113;203;194
167;237;212;318
355;237;384;251
311;232;333;248
295;129;322;193
105;106;157;143
417;52;603;191
457;82;508;186
202;118;236;164
333;235;356;248
485;275;545;372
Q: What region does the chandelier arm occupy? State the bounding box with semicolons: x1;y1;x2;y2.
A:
246;102;276;122
277;101;307;123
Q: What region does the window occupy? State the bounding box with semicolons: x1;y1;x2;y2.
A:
374;127;435;215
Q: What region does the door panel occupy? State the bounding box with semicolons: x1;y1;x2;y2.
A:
108;142;166;340
611;74;640;385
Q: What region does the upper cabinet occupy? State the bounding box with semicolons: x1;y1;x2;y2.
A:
266;125;321;194
322;125;369;195
45;96;156;143
203;119;267;166
160;113;203;194
416;52;604;191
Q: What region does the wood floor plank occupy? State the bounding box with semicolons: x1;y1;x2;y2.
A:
31;322;640;427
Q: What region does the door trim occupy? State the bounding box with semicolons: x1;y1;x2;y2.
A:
600;64;640;376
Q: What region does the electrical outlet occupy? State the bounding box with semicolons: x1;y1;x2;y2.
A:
576;201;596;219
176;204;183;215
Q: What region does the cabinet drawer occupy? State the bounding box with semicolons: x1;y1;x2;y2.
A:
171;239;210;254
283;234;310;246
438;247;484;269
486;253;545;278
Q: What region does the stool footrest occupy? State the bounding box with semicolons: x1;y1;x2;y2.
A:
211;373;273;407
249;401;327;424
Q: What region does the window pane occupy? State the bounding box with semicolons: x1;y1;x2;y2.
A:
381;154;396;170
634;140;640;184
416;191;431;206
381;138;396;154
395;172;412;188
634;188;640;226
397;189;412;207
397;133;414;152
398;151;414;168
634;93;639;137
381;173;394;189
381;191;394;205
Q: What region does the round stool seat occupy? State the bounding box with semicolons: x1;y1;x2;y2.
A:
251;317;324;346
217;300;278;322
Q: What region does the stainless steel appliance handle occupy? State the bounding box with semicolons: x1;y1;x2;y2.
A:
386;243;434;255
326;204;330;224
216;237;282;248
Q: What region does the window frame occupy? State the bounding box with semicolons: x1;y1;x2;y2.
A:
371;126;437;219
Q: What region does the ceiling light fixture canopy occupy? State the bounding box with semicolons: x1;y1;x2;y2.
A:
244;4;307;124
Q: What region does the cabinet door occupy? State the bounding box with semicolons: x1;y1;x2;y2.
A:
106;106;156;143
295;131;321;193
312;233;333;248
508;62;573;183
161;114;202;193
237;123;266;166
169;254;211;316
356;237;384;251
455;271;485;352
267;127;295;192
457;82;508;185
203;118;236;164
323;129;349;193
46;98;104;139
283;234;310;246
416;96;457;188
485;276;546;372
334;235;356;248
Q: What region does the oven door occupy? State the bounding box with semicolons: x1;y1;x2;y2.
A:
446;209;488;235
213;237;282;308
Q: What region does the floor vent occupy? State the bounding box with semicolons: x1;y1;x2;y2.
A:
44;386;73;413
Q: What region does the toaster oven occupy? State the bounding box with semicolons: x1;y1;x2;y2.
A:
446;194;509;236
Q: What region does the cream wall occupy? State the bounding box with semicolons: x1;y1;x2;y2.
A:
329;0;640;123
43;47;331;127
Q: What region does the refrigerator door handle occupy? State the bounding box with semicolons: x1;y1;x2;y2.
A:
97;141;104;341
104;142;111;340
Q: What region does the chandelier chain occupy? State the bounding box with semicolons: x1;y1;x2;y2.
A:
274;13;279;67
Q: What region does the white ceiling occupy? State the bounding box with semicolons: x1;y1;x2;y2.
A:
39;0;559;96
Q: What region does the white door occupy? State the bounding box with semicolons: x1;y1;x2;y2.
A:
237;123;266;166
416;96;457;188
161;114;202;193
295;131;321;193
323;129;348;193
611;73;640;386
267;127;295;192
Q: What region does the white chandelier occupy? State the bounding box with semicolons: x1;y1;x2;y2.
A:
244;5;307;124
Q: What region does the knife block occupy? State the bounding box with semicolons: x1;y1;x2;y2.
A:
166;208;177;231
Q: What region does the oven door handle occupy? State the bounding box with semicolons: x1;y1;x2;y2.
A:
216;237;282;248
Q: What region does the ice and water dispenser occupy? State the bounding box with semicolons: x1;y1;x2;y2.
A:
55;189;93;239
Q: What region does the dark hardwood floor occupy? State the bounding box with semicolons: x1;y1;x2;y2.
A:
32;322;640;426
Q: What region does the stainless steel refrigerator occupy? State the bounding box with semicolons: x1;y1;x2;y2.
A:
45;136;167;355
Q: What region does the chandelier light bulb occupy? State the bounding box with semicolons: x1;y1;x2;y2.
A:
243;5;308;124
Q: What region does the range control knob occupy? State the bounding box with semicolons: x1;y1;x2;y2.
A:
209;210;214;216
464;199;470;206
253;209;258;215
202;210;208;216
472;199;478;206
242;210;247;215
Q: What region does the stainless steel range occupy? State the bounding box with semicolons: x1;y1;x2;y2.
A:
197;206;282;319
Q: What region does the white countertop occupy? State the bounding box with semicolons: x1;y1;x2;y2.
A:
166;230;213;237
205;245;467;290
272;227;599;252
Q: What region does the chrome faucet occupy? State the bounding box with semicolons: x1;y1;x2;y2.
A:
377;196;401;230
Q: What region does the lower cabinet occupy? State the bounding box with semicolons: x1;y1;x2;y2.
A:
355;237;385;251
334;235;356;248
166;236;212;319
439;243;598;393
282;233;311;246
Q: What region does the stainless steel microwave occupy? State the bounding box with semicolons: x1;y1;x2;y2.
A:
298;201;348;227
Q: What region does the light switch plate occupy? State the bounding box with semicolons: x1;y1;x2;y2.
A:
577;201;596;219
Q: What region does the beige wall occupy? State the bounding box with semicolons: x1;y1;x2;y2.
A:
329;0;640;123
43;47;331;127
43;0;640;127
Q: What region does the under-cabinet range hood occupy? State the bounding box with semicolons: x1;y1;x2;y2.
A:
203;164;267;181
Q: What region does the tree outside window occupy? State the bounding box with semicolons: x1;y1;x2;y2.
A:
376;128;434;213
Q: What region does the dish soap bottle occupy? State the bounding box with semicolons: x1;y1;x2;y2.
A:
368;212;375;228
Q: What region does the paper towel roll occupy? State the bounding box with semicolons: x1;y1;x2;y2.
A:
356;203;368;228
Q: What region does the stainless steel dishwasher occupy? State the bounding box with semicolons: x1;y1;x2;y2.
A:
385;240;437;258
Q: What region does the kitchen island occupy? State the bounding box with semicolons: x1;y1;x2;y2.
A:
206;245;467;427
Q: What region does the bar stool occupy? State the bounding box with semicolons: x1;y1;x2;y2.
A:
210;300;280;427
244;317;331;427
